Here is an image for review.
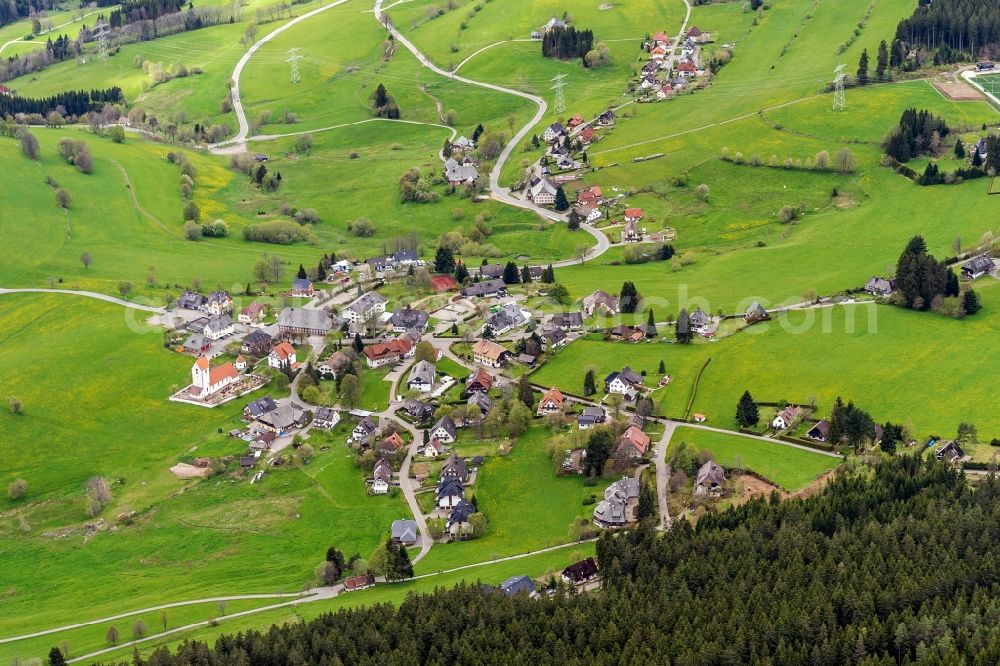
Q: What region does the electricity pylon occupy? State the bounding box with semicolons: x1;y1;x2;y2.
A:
286;48;303;84
832;64;846;111
551;74;567;114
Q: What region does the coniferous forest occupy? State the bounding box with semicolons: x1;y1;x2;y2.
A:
109;457;1000;665
895;0;1000;55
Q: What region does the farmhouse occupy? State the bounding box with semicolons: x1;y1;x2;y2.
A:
424;438;445;457
176;291;207;311
364;338;413;368
614;425;651;459
537;387;565;416
447;499;476;536
206;291;233;315
567;113;584;129
238;302;265;325
257;403;308;435
203;315;234;341
596;109;616;126
182;334;210;354
593;477;640;528
608;324;644;343
407;360;436;393
277;307;336;337
244;396;278;421
962;255;994;280
268;341;298;370
542;122;567;142
562;557;599;585
388;306;429;332
541;327;568;349
689;307;711;335
318;351;353;379
806;419;830;441
621;219;642;243
864;276;896;297
440;451;469;481
528;178;559;206
437;477;465;508
498;575;537;597
476;263;505;279
936;440;966;463
467;391;491;416
579;125;595;145
344;292;388;326
313;407;340;430
550;311;584;330
695;460;726;496
483;302;532;335
578;405;606;429
745;302;769;323
391;519;418;546
353;416;378;442
189;356;239;399
583;290;619;316
461;279;508;299
430;416;458;443
372;457;393;494
605;367;644;397
574;204;603;223
466;367;494;393
444;157;479;185
452;135;475;151
473;339;510;368
624;208;643;223
772;405;802;430
344;574;376;592
399;398;436;422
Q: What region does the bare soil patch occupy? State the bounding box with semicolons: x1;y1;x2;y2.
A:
170;462;211;479
934;79;984;101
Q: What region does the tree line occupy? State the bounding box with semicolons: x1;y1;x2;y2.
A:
90;456;1000;664
0;87;122;118
0;0;60;28
895;0;1000;57
541;26;594;62
108;0;186;27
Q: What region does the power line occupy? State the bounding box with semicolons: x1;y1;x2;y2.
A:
286;47;304;84
832;64;846;111
551;73;567;114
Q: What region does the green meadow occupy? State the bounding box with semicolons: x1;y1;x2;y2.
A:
671;427;841;491
0;294;410;640
534;280;1000;446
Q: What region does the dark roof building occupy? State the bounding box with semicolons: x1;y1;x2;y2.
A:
562;557;599;585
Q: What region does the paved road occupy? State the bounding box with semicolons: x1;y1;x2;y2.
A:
216;0;354;152
0;592;310;645
0;288;166;313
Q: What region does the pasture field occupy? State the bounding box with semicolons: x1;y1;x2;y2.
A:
72;543;596;665
533;280;1000;446
413;426;606;574
0;294;409;640
671;427;841;491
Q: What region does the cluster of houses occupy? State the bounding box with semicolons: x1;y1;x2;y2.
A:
639;27;709;101
434;451;482;538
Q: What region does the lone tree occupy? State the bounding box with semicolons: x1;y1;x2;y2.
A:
7;478;27;500
583;430;612;477
80;251;92;270
517;374;534;408
619;281;639;313
502;261;520;284
554;185;569;211
856;48;869;85
55;188;71;209
583;369;596;396
963;288;981;315
132;619;147;640
736;390;760;427
675;308;692;344
48;647;67;666
105;626;119;646
434;246;455;273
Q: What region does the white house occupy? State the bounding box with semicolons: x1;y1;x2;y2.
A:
436;477;464;508
407;360;436;393
268;341;298;369
529;178;559;206
430;416;457;444
772;405;801;430
205;291;233;316
190;356;239;399
343;291;388;326
372;458;392;495
542;122;567;143
203;314;235;341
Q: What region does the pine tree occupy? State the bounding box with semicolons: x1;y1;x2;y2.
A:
48;647;67;666
828;396;846;443
554;185;569;211
353;333;364;353
646;308;656;337
297;264;307;280
954;139;965;159
736;390;759;427
317;260;327;281
434;246;455;273
675;308;692;344
619;281;639;313
454;262;469;283
583;369;596;396
517;375;534;408
946;269;960;297
875;40;888;80
542;265;555;283
520;265;532;283
567;208;582;230
502;261;520;284
635;485;656;521
963;288;981;315
658;360;665;374
973;148;983;167
442;138;452;158
856;48;869;85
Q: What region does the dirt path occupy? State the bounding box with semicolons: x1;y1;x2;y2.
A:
0;288;165;314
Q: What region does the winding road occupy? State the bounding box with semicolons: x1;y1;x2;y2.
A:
0;288;166;313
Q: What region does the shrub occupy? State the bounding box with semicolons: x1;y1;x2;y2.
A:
182;201;201;223
202;220;229;237
348;218;377;237
242;220;317;245
295;208;320;224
